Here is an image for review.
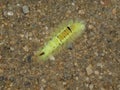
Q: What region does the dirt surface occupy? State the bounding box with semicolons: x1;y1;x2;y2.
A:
0;0;120;90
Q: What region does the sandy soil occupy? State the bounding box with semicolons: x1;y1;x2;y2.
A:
0;0;120;90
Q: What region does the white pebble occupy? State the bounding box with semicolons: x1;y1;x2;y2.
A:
71;2;75;6
75;76;79;80
49;55;55;61
7;11;14;16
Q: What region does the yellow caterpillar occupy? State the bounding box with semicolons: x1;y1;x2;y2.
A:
35;20;86;60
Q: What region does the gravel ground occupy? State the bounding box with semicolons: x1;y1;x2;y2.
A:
0;0;120;90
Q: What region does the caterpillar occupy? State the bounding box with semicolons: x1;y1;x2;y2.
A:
35;20;86;61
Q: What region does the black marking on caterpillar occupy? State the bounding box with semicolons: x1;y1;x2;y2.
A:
39;52;45;56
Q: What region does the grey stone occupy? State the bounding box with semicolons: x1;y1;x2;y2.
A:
22;5;29;14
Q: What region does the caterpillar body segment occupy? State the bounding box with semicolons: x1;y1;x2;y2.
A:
36;20;85;60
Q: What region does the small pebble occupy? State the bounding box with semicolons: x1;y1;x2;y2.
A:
101;87;105;90
26;55;32;62
19;34;24;38
76;87;79;90
22;5;29;14
7;88;11;90
89;84;94;90
97;63;103;68
90;32;94;36
100;0;111;6
23;46;29;52
100;0;105;5
7;11;14;16
94;70;99;75
16;3;21;7
108;71;112;75
112;8;116;15
0;68;3;74
75;76;79;80
3;11;13;17
45;26;48;30
99;76;102;79
9;77;15;82
94;52;98;56
63;82;67;85
41;79;46;83
24;81;31;87
49;55;55;61
86;64;93;75
40;86;44;90
0;76;5;81
0;55;2;60
78;10;85;15
0;36;2;40
88;24;94;30
74;62;78;67
67;43;73;50
71;2;75;6
10;47;14;51
85;83;89;87
85;77;89;81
